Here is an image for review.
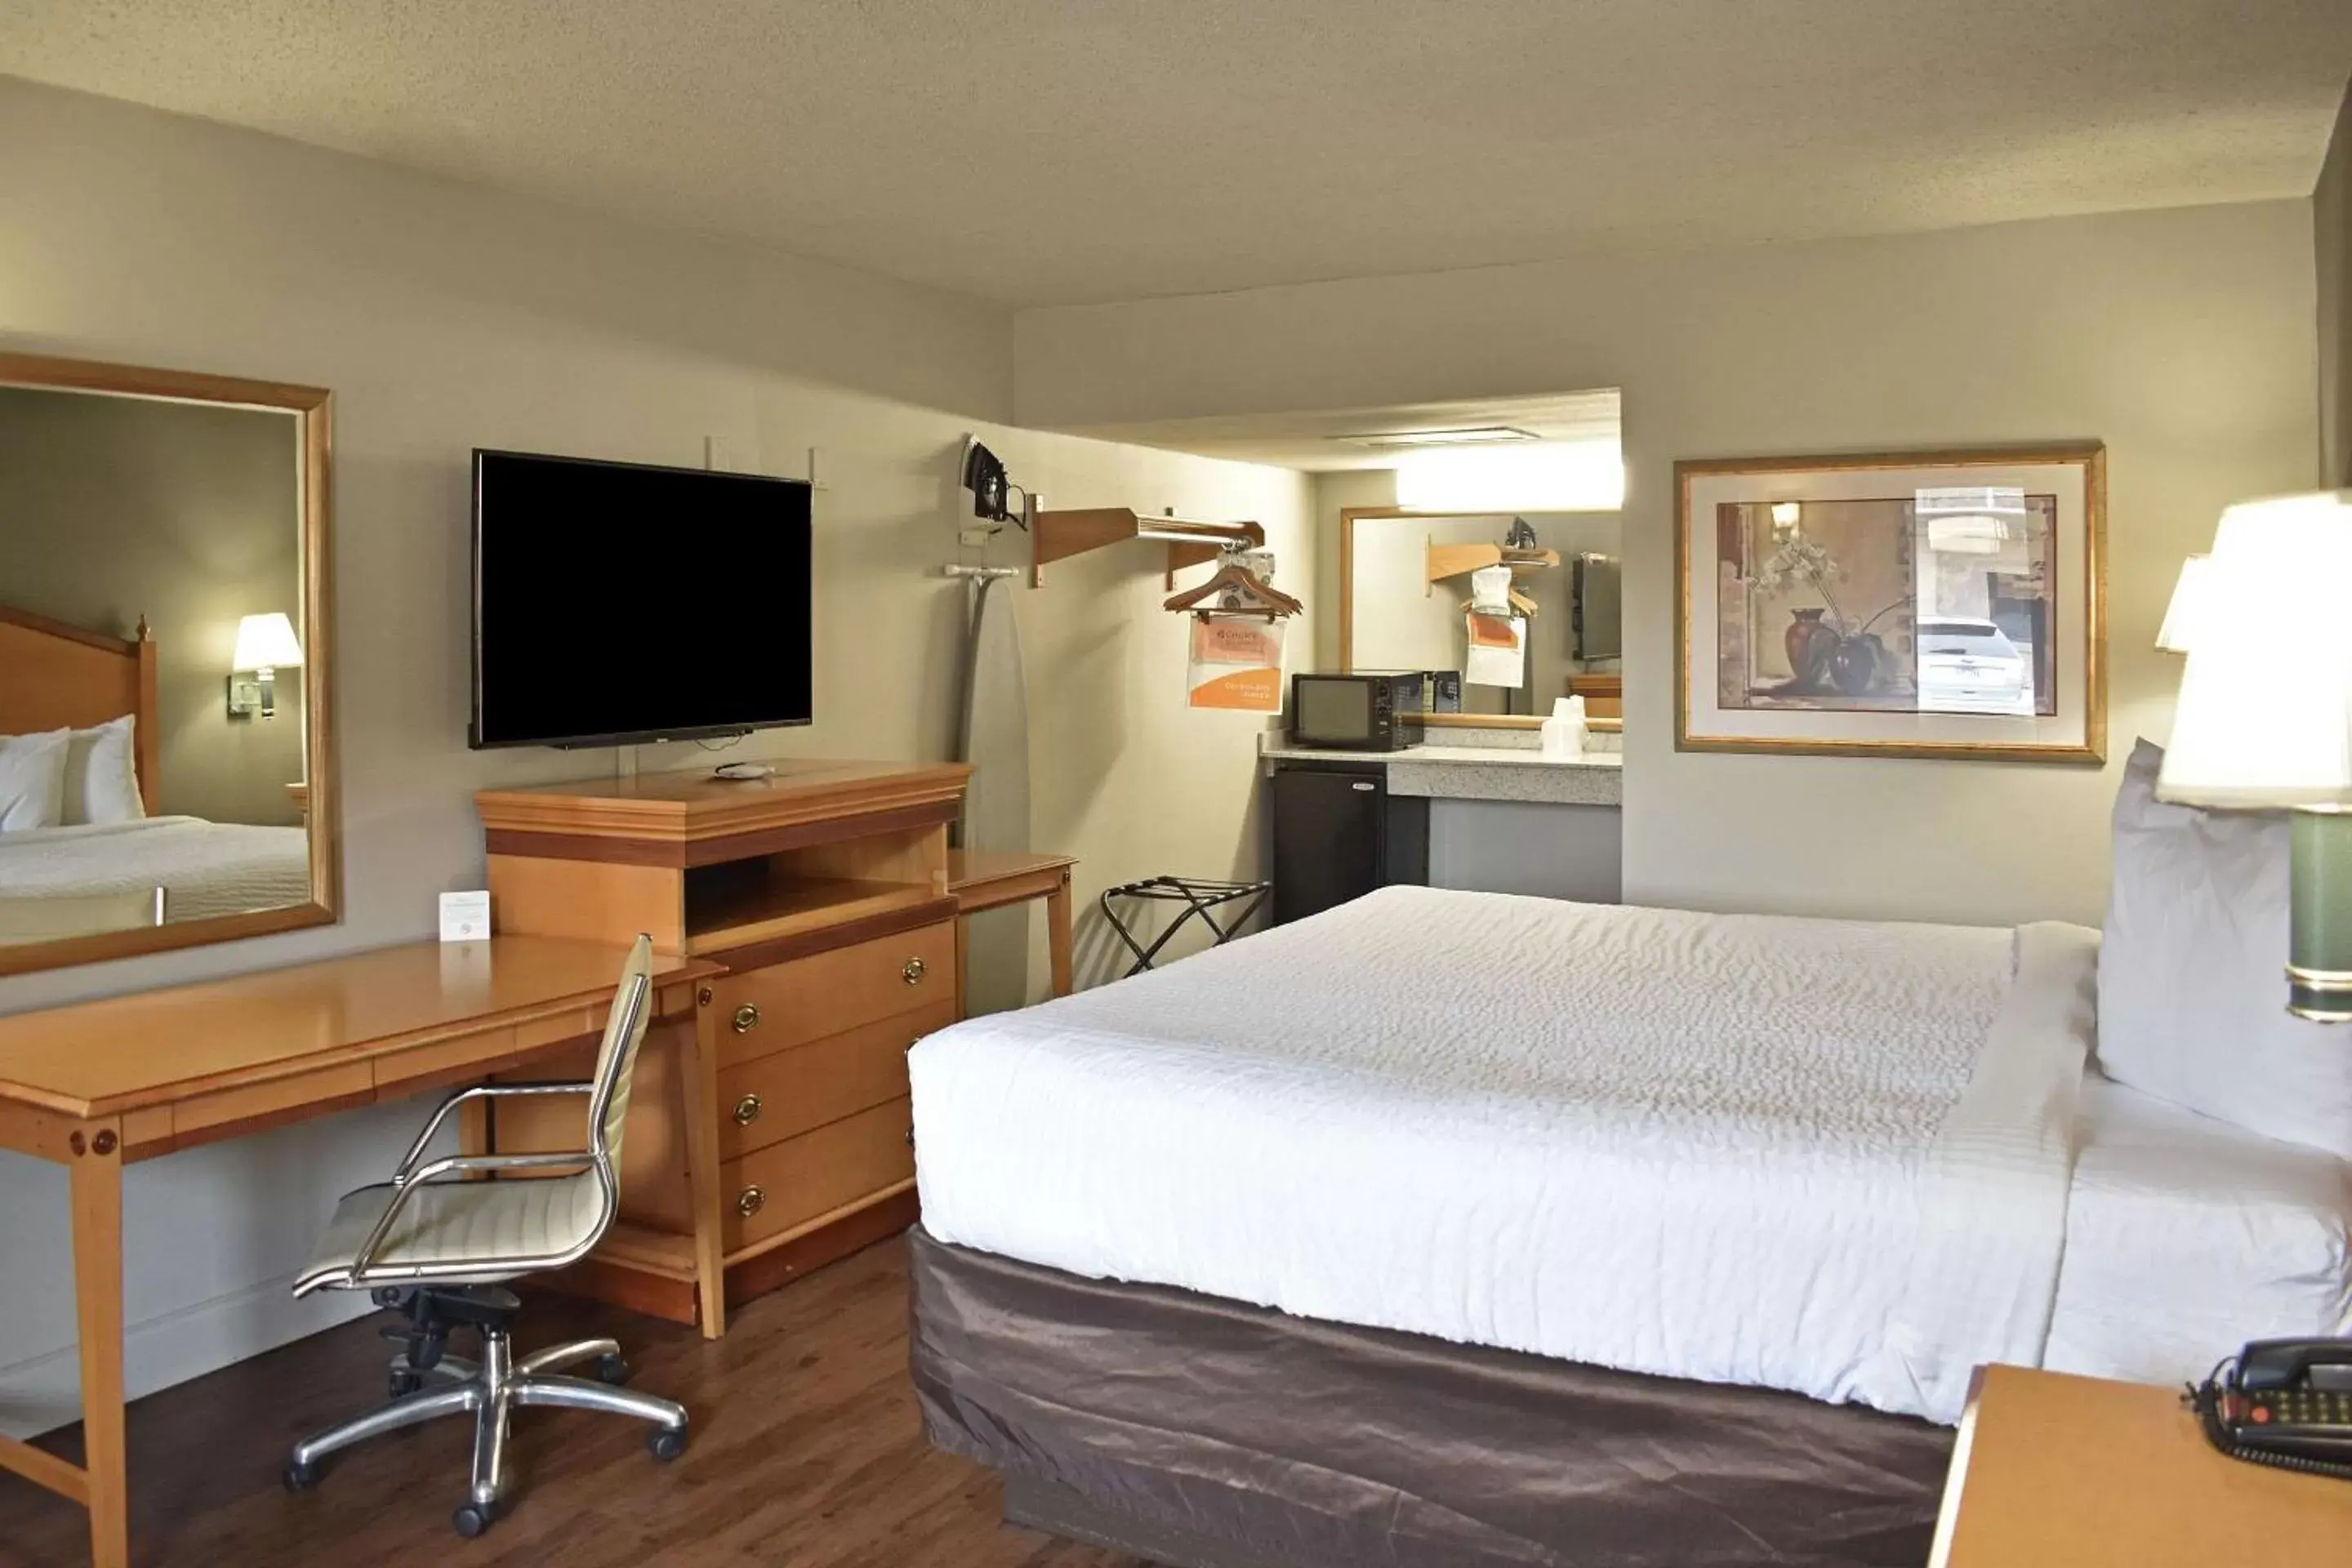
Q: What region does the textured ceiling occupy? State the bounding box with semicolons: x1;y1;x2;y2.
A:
3;2;2348;307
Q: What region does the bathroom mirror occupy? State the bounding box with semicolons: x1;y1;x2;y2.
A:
0;352;336;975
1340;508;1620;721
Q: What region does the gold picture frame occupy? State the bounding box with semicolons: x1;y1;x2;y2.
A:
1674;443;2105;763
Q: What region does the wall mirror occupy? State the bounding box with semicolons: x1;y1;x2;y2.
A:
1340;507;1621;725
0;353;336;975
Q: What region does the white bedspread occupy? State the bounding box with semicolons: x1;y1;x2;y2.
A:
0;816;311;922
911;886;2100;1424
2045;1073;2352;1386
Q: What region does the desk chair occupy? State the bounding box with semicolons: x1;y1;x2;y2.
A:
283;934;688;1538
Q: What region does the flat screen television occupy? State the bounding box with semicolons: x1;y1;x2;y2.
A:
470;449;813;748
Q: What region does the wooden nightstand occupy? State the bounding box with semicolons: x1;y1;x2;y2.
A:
1932;1365;2352;1566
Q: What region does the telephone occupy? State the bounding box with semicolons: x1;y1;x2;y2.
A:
2189;1339;2352;1480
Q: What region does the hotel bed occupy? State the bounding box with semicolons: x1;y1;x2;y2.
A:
0;817;312;924
907;886;2352;1568
0;604;311;938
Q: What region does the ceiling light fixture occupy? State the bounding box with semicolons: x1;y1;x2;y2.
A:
1392;439;1625;512
1337;426;1541;450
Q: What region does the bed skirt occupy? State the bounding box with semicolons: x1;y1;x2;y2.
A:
908;1228;1953;1568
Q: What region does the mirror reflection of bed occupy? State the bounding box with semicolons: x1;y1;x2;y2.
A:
1348;510;1621;716
0;372;324;957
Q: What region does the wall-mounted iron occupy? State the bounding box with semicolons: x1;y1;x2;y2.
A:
960;436;1031;531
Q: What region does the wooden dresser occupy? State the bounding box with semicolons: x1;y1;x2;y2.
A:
474;760;972;1329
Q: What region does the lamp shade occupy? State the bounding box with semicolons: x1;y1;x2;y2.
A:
2158;492;2352;808
2154;554;2211;653
231;612;304;672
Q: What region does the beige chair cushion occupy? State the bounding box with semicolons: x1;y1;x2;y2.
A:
295;1170;606;1296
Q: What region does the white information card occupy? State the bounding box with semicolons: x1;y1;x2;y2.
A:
439;889;492;942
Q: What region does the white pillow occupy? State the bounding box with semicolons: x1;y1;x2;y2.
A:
62;715;146;825
2098;737;2352;1159
0;729;70;831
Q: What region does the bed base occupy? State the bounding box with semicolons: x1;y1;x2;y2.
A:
912;1227;1953;1568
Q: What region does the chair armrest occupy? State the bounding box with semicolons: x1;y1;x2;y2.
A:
414;1151;593;1181
391;1080;593;1186
350;1150;598;1276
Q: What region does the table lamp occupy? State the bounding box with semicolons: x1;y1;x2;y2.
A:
2154;554;2211;655
2157;491;2352;1021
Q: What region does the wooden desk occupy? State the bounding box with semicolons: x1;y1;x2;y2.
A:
947;850;1076;1011
0;936;724;1568
1931;1364;2352;1566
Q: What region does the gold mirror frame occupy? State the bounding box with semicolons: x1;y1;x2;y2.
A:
0;352;338;975
1337;505;1619;733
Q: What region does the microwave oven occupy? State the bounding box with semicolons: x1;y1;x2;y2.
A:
1291;671;1424;751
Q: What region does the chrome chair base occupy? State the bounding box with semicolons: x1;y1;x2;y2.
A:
286;1331;688;1537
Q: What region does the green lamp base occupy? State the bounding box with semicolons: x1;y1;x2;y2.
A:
2289;806;2352;1022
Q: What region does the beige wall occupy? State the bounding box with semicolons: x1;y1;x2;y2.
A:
0;386;306;825
0;76;1306;1431
1021;200;2320;929
2319;79;2351;488
1312;467;1396;670
1351;513;1476;675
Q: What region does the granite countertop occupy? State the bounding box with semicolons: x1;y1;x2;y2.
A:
1258;736;1623;806
1260;740;1620;768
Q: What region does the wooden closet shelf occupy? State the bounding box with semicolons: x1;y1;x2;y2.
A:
1426;542;1561;585
1031;506;1267;589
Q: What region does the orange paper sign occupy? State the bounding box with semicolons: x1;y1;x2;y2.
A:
1188;616;1285;712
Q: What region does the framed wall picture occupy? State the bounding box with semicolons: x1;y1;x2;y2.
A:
1676;444;2105;763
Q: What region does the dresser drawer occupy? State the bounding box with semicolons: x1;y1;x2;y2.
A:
711;920;955;1067
721;1096;913;1252
716;998;953;1161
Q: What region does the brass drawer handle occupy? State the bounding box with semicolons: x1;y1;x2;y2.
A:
902;957;926;986
735;1186;764;1219
731;1003;760;1034
732;1094;762;1126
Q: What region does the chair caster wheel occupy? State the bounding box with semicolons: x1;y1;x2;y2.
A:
452;1501;497;1538
594;1353;630;1386
648;1423;688;1463
283;1458;322;1493
389;1368;423;1398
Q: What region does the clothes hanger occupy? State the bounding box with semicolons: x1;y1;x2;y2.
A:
1163;559;1303;621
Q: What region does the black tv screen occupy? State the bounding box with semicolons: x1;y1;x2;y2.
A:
470;449;813;748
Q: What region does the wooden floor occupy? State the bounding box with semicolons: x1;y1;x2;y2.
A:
0;1236;1146;1568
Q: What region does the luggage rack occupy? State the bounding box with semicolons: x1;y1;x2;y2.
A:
1098;875;1272;977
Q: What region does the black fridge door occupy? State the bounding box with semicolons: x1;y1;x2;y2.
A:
1272;765;1382;924
1272;764;1414;925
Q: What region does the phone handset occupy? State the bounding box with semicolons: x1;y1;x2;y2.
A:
2189;1339;2352;1482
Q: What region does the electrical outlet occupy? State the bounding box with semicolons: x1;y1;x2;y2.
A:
704;435;737;472
807;446;829;489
